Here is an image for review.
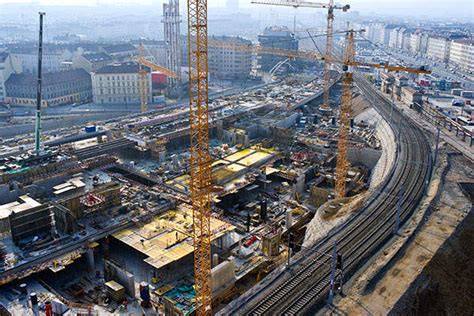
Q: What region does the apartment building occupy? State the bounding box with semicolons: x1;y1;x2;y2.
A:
91;62;151;105
5;69;91;107
449;40;474;73
72;52;113;73
427;36;450;63
99;43;137;61
209;36;252;80
258;26;298;72
409;32;429;56
8;45;72;74
366;23;385;44
389;28;400;49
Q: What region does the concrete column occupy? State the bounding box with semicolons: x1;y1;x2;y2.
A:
212;254;219;267
286;209;293;230
295;174;305;194
86;248;95;272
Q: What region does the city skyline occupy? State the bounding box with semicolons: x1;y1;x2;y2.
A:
0;0;472;19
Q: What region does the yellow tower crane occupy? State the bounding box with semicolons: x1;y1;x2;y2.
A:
335;29;356;198
187;0;213;314
251;0;350;112
136;43;178;113
209;29;430;199
332;30;430;197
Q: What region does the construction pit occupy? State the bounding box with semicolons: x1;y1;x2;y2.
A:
0;77;389;315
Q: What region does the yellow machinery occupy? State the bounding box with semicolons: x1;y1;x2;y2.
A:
137;43;178;113
187;0;213;314
333;30;429;197
211;29;429;198
181;1;432;312
335;29;355;198
208;38;323;60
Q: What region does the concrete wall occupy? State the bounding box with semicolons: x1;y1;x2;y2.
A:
348;147;382;170
211;259;236;296
355;107;396;189
104;259;136;297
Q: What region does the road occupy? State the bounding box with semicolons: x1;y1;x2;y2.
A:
384;48;474;90
219;75;432;315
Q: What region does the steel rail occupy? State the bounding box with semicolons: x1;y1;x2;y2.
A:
220;75;432;315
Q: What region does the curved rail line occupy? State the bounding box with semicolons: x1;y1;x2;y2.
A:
220;76;432;315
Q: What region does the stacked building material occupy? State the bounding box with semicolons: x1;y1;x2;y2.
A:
105;280;125;302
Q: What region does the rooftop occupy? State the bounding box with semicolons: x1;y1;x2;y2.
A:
261;26;294;37
95;62;149;74
6;69;91;87
113;205;234;270
0;195;42;220
210;35;251;45
101;43;136;54
82;52;112;62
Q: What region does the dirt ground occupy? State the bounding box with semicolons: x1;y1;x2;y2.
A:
390;154;474;316
331;150;473;316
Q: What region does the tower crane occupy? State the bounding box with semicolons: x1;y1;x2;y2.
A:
208;39;431;75
187;0;212;314
136;43;178;113
209;37;323;60
251;0;350;112
333;29;430;197
335;29;356;198
210;30;430;199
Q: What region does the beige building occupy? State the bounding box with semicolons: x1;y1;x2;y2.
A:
91;62;152;105
72;52;112;73
209;36;253;80
427;36;450;63
449;40;474;73
401;86;422;106
409;32;429;56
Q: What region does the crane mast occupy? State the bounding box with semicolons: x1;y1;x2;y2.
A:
35;12;45;155
138;43;148;113
335;29;355;198
187;0;212;314
321;0;334;111
252;0;349;112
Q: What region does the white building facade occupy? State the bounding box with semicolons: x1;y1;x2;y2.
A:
209;36;253;80
91;63;152;105
449;40;474;73
427;36;450;63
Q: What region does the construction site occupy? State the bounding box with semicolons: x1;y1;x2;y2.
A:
0;0;473;315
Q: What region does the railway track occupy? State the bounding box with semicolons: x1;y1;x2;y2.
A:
220;76;432;315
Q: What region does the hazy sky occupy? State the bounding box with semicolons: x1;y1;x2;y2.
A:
0;0;472;18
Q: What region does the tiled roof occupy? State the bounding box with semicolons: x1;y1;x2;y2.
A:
82;52;112;62
101;43;136;54
6;69;90;86
95;62;149;74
